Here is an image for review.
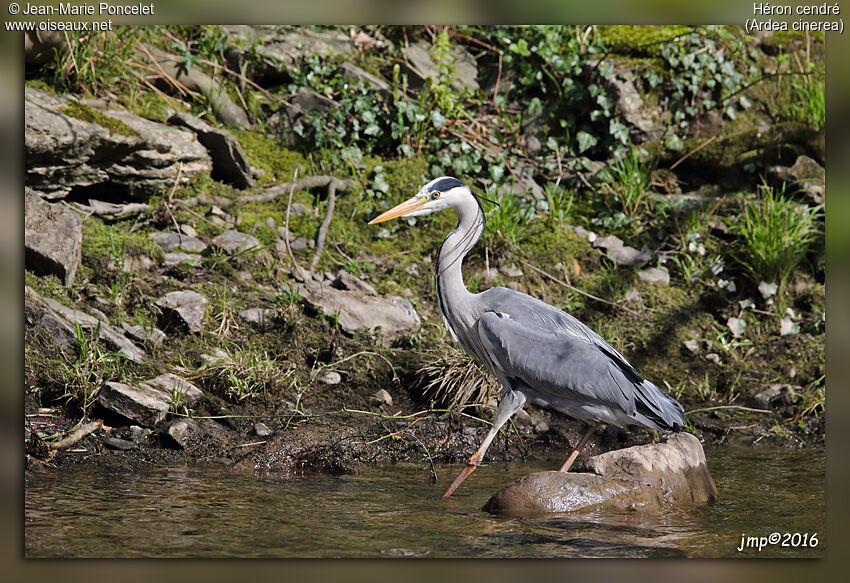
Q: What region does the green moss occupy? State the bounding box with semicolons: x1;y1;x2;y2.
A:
60;101;138;138
230;130;307;183
25;270;70;302
81;217;164;274
596;25;693;57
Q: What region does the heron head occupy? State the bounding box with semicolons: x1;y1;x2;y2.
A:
368;177;470;224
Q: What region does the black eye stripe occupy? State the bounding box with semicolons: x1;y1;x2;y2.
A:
430;177;465;192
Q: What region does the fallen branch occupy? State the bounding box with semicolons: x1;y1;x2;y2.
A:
670;136;717;170
310;178;345;271
519;259;642;317
48;420;103;450
238;175;354;203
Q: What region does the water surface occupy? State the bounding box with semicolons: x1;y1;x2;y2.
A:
25;447;824;558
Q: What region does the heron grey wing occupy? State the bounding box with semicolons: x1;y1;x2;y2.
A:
479;287;641;378
475;311;636;416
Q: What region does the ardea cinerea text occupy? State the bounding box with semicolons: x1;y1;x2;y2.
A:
369;177;686;498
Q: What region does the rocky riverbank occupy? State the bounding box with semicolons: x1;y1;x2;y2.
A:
25;26;824;480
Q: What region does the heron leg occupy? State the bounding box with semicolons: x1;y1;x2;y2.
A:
559;421;602;472
442;390;526;498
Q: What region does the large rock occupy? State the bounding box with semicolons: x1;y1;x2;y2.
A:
25;286;147;362
402;42;479;92
25;87;211;201
149;231;208;253
97;374;203;427
592;234;651;267
483;433;718;515
168;112;254;189
296;279;419;339
155;290;208;334
221;26;354;81
766;155;825;204
25;189;82;288
211;229;262;255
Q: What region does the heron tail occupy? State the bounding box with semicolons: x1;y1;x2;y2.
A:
632;379;686;432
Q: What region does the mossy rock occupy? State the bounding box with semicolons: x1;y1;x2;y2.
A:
596;25;693;57
60;100;138;138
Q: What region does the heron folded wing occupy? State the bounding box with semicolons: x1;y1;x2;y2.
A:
475;311;636;416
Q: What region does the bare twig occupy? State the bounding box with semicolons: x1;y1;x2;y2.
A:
519;259;642;317
283;166;304;278
238;175;353;203
48;420;103;450
310;179;341;270
670;136;717;170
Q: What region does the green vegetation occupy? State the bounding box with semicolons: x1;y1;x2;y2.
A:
60;101;138;137
727;183;823;294
25;25;826;451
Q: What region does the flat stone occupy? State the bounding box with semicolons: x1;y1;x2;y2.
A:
211;229;262;255
25;189;82;287
402;42;479;92
149;232;207;253
155;290;208;334
332;270;377;296
374;389;393;407
102;437;139;451
25;287;147;362
163;252;201;267
98;381;171;427
25;87;211;200
340;62;390;92
168;112;254;189
638;266;670;286
159;418;199;449
238;307;278;327
483;433;718;515
254;422;272;437
297;279;420;339
591;234;624;252
499;264;524;278
318;371;341;385
121;322;166;349
144;373;204;406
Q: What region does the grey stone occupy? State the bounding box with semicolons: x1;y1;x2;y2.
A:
238;307;277;327
374;389;393;407
402;42;479;92
391;297;421;327
211;229;262;255
483;433;718;515
340;62;391;92
155;290;208;334
499;264;523;278
121;322;166;349
333;270;377;296
25;287;147;362
163;252;201;267
145;373;203;406
296;279;420;339
682;339;700;354
98;381;171;427
592;234;624;252
25;87;211;200
149;231;207;253
160;418;199;450
254;422;272;437
102;437;139;451
637;266;670;286
318;371;342;385
766;155;825;204
129;425;147;440
592;60;666;141
534;421;550;434
168;112;255;189
754;385;783;407
25;189;82;288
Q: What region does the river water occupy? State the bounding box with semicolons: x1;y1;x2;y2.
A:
25;447;824;558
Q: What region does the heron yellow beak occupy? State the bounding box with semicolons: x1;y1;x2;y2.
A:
368;196;426;224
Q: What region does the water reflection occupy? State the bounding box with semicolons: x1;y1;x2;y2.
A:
25;447;824;558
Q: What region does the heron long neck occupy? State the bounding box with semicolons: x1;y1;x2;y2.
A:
435;192;485;337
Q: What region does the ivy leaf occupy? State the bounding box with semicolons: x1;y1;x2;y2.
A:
576;131;597;153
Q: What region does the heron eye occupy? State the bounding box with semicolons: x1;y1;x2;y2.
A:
431;192;441;199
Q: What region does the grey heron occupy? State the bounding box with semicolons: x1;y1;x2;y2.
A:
369;177;686;498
